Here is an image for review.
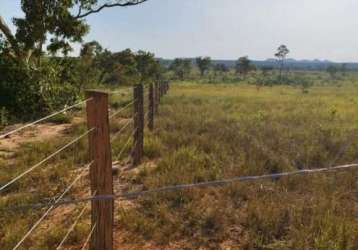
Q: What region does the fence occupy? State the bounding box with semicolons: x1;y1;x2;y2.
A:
1;80;358;249
0;80;170;250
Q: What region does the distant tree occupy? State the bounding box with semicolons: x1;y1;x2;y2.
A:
170;58;192;80
327;65;339;79
196;57;211;76
104;49;139;85
236;56;252;77
275;45;290;81
135;50;162;83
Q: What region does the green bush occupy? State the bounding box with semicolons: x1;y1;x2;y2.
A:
0;59;80;121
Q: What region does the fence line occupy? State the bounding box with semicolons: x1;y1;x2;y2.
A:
1;81;169;249
0;128;95;192
0;98;92;139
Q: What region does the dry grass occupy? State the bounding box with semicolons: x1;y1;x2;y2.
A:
119;82;358;249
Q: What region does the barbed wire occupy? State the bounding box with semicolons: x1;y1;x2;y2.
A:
0;128;95;192
3;163;358;212
12;162;93;250
0;98;92;139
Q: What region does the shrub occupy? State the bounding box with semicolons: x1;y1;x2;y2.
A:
0;59;80;121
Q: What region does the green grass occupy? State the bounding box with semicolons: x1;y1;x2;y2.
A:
119;82;358;249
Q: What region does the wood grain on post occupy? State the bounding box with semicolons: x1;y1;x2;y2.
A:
148;83;154;130
132;84;144;166
85;90;113;250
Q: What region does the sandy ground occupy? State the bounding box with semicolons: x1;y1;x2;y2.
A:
0;123;72;151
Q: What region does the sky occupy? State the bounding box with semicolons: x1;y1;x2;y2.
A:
1;0;358;62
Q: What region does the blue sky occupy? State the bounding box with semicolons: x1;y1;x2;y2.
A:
2;0;358;62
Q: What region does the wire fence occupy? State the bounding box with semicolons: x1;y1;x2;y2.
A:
0;82;168;249
2;80;358;250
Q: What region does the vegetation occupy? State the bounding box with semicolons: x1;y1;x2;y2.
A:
169;58;192;80
275;45;290;82
119;82;358;249
236;56;256;78
196;57;212;76
0;0;153;122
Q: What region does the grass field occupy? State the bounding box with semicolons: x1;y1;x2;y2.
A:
120;82;358;249
1;81;358;249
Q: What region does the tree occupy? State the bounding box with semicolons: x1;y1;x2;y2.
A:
235;56;252;77
0;0;148;66
135;50;162;83
275;45;289;81
196;57;211;76
169;58;192;80
0;1;149;120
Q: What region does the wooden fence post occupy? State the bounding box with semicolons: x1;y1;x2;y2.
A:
85;90;113;250
148;83;154;130
132;84;144;166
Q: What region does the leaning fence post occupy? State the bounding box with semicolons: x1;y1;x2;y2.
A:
148;83;154;130
85;90;113;250
132;84;144;166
